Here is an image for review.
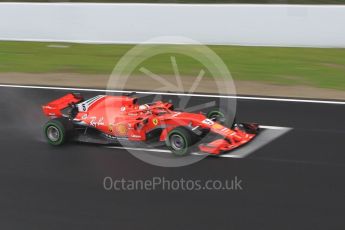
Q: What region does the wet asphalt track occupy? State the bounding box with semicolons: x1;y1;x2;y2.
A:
0;86;345;229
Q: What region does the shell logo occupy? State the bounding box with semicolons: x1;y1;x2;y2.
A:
109;124;114;133
115;123;128;136
212;123;223;130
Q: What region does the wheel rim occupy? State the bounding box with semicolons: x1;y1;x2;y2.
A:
47;126;60;142
170;134;185;151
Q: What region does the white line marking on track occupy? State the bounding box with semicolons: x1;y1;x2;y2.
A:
259;125;287;130
105;125;292;158
0;84;345;105
106;146;171;153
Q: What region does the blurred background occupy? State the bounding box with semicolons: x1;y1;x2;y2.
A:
0;1;344;99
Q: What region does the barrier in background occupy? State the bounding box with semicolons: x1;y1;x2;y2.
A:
0;3;344;47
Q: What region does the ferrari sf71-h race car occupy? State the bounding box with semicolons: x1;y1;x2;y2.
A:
42;93;259;156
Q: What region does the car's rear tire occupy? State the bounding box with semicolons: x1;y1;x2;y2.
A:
44;118;73;146
166;127;193;156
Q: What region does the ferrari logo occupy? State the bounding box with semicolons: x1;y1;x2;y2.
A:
152;118;159;126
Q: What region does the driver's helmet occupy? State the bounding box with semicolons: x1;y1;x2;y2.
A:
139;104;149;110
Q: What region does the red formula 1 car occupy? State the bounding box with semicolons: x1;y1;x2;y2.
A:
42;93;259;155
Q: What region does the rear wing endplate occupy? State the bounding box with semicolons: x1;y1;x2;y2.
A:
42;93;83;117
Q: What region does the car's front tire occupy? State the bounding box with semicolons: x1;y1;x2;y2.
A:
207;110;226;125
207;108;237;128
44;118;73;146
166;127;193;156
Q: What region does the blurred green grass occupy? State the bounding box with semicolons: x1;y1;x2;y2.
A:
0;41;345;90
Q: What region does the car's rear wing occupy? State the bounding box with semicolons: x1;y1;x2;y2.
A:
42;93;83;117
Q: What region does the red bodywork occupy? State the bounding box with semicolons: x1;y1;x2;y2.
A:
42;94;258;155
